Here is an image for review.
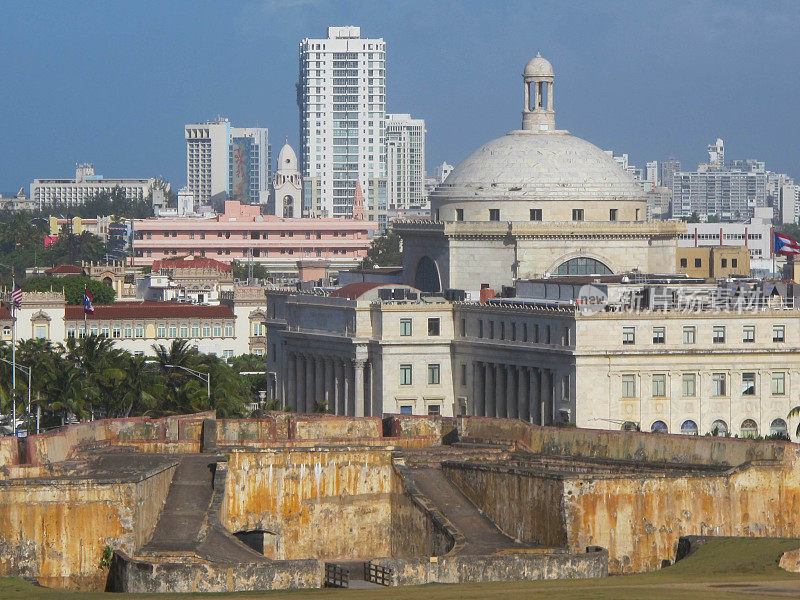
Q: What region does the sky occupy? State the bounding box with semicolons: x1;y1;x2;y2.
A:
1;0;799;195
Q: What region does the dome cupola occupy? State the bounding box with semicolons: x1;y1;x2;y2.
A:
522;52;555;132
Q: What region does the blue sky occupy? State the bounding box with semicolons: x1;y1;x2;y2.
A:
1;0;799;194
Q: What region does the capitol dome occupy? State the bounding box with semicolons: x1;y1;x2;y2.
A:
431;56;647;223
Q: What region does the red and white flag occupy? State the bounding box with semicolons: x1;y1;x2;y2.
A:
10;284;22;308
774;231;800;256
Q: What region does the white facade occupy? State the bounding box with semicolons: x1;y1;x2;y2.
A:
435;162;454;183
298;26;386;218
272;142;302;218
31;164;159;209
185;118;270;206
385;113;426;210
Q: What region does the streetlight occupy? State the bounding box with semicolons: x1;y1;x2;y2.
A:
0;263;19;436
0;358;32;434
162;364;211;401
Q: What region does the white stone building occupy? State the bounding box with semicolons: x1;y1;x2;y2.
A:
297;26;386;218
386;113;426;210
272;142;302;218
31;164;161;210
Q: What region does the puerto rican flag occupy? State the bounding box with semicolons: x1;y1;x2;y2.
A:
774;231;800;256
84;290;94;314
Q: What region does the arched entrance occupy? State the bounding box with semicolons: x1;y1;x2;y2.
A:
414;256;441;293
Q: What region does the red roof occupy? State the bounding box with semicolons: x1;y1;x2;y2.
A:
329;282;384;300
45;265;84;275
65;301;234;320
152;257;233;272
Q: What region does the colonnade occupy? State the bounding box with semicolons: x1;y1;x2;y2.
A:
284;351;369;416
472;361;555;425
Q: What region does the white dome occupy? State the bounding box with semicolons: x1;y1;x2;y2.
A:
277;142;298;172
524;53;554;78
432;131;646;208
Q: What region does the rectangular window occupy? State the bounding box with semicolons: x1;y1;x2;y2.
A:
713;326;726;343
168;324;177;337
34;325;47;339
461;363;467;386
428;364;440;385
533;324;539;343
202;323;211;337
772;372;786;395
157;324;166;337
530;208;542;221
721;258;728;267
682;373;696;397
191;324;200;338
400;405;413;415
695;258;702;267
500;321;505;340
427;404;441;416
427;318;440;336
223;350;233;358
91;326;98;336
622;374;636;398
562;326;571;346
545;325;551;344
112;326;121;339
652;374;666;397
652;327;665;344
523;323;528;342
224;323;233;336
773;325;785;343
213;324;222;337
680;258;687;268
400;364;412;385
732;258;738;268
455;208;464;221
67;327;75;338
400;318;412;336
488;208;500;221
489;321;494;339
101;326;110;338
460;318;466;336
478;319;483;338
683;326;696;344
180;324;188;338
609;208;618;221
572;208;584;221
712;372;726;396
743;325;755;343
511;322;516;341
622;326;635;345
124;326;132;338
742;372;756;395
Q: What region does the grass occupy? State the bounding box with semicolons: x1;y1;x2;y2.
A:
2;538;800;600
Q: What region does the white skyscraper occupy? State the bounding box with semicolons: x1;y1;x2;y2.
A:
298;26;386;218
185;118;270;206
385;113;426;210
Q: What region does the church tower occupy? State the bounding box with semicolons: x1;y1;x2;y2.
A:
272;141;302;218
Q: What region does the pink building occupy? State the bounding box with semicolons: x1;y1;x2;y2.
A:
132;201;378;274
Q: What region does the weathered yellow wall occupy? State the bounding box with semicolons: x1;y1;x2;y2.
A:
0;464;175;590
222;448;422;560
0;436;17;466
444;464;567;547
291;416;382;440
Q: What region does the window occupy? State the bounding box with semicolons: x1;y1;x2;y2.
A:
157;324;166;337
460;318;466;337
224;323;233;336
683;326;696;344
609;208;618;221
680;258;687;268
400;405;413;415
711;420;728;436
712;372;726;396
101;326;110;338
652;327;665;344
652;374;666;397
124;326;132;338
770;418;788;437
427;318;440;336
732;258;738;268
773;325;785;343
168;324;177;337
695;258;702;268
651;420;668;433
530;208;542;221
500;322;505;339
192;324;200;338
399;318;412;336
180;324;188;338
533;324;539;343
555;257;612;276
427;404;441;416
622;326;635;344
713;326;725;343
91;326;98;336
489;321;494;339
428;364;440;385
743;325;755;343
202;323;211;337
67;327;75;338
213;324;222;337
511;322;516;341
112;326;121;339
681;420;699;435
572;208;584;221
460;363;467;386
562;326;571;346
545;325;551;344
34;325;47;339
772;372;786;395
488;209;500;221
400;364;412;385
682;373;696;396
455;208;464;221
741;419;758;438
622;374;636;398
721;258;727;267
223;350;233;358
742;372;756;395
478;320;483;338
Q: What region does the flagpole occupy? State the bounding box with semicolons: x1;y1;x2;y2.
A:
83;284;87;338
11;268;16;437
772;227;776;279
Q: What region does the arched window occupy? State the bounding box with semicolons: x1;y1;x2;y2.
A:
680;420;699;435
651;420;668;433
554;257;612;276
711;419;728;437
620;421;639;431
770;418;788;437
741;419;758;438
415;256;441;293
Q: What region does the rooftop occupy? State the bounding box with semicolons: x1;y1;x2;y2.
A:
65;302;234;320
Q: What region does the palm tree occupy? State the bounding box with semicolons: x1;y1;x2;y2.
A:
66;335;125;418
118;355;164;417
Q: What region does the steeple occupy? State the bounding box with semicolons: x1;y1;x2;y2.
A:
522;53;555;132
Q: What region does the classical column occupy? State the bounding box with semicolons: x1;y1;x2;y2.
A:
334;360;344;415
305;354;315;412
324;358;333;411
296;354;306;413
530;368;541;425
484;363;495;417
495;364;505;418
343;360;352;416
547;81;553;110
507;366;518;419
472;362;483;416
286;352;296;411
314;357;324;410
541;369;552;426
354;359;366;418
517;367;529;422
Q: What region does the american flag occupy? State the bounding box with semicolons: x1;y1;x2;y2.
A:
10;284;22;308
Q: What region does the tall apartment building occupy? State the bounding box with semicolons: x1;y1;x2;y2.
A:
185;118;270;206
31;164;162;209
659;157;681;191
671;169;767;220
385;113;426;211
298;26;386;218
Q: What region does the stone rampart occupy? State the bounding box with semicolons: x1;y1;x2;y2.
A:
384;415;457;443
289;415;382;440
371;548;608;586
0;436;18;466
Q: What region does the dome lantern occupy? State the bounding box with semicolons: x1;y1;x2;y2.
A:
522;53;555;132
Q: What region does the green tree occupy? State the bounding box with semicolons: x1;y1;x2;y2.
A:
360;233;402;268
118;355;165;417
